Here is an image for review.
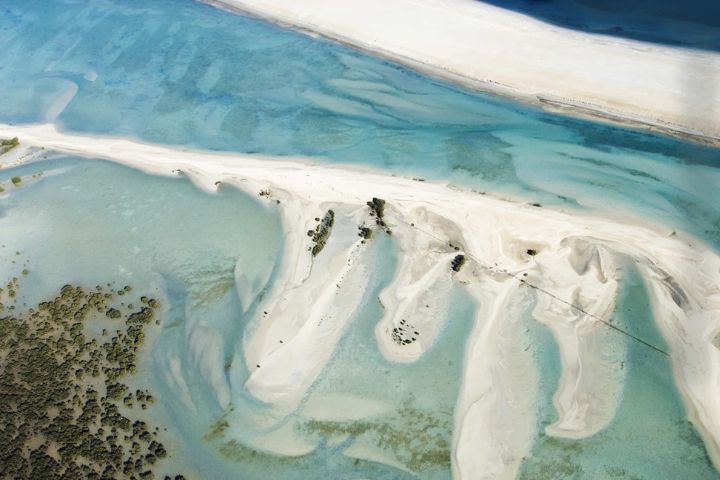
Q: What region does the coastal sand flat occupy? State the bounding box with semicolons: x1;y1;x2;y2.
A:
206;0;720;144
2;123;719;479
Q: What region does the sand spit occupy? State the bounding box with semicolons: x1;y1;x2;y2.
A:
453;269;538;480
532;241;625;439
204;0;720;145
375;207;459;363
245;204;373;415
2;123;719;478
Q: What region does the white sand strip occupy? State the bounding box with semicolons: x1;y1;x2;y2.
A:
245;209;372;415
642;263;720;473
532;240;625;438
241;190;319;366
453;265;538;480
2;123;720;477
45;79;78;122
204;0;720;144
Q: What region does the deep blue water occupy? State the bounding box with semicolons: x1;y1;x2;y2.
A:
478;0;720;51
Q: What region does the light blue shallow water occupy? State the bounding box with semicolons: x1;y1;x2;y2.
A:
518;261;718;479
1;157;717;478
2;0;720;478
0;158;473;479
0;157;282;477
1;0;719;248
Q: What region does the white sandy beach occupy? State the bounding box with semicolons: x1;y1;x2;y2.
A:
2;123;719;479
205;0;720;144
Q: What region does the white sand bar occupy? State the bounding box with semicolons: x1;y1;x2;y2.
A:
205;0;720;144
2;124;720;478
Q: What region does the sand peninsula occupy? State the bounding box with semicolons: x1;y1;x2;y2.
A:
2;124;719;479
203;0;720;145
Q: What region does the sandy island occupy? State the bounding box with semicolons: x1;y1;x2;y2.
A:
1;123;719;479
204;0;720;145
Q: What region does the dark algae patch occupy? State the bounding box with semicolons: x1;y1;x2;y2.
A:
0;279;185;479
299;403;451;473
203;412;311;469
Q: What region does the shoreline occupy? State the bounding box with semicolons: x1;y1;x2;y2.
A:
202;0;720;147
2;123;720;477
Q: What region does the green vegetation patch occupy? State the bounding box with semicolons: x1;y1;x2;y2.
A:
0;278;184;479
0;137;20;155
366;197;386;219
357;226;372;240
451;254;466;272
0;137;19;156
366;197;391;234
308;210;335;256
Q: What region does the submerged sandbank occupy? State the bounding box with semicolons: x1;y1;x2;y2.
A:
2;123;719;479
204;0;720;145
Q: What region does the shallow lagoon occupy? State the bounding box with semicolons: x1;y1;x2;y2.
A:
1;155;718;478
1;0;720;478
0;157;282;477
519;263;718;479
0;157;475;479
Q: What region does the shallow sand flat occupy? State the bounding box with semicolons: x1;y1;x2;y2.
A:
205;0;720;144
2;123;719;478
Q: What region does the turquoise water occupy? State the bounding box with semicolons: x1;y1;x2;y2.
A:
0;157;283;478
0;159;473;478
1;155;717;478
1;0;719;248
2;0;720;478
519;261;718;478
295;236;476;479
